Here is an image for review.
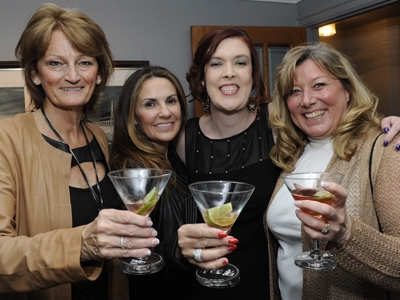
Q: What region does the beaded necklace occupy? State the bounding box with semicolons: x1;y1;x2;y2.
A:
41;107;104;210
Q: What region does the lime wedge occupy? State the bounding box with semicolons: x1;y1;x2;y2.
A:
143;187;157;204
205;203;235;228
137;187;158;215
313;190;334;201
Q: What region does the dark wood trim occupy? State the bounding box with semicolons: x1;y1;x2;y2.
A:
0;61;21;69
113;60;149;68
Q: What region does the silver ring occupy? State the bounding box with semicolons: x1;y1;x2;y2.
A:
321;222;330;234
193;248;204;263
120;236;125;250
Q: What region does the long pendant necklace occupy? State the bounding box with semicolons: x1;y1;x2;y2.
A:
41;107;104;210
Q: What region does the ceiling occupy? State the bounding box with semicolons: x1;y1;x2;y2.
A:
246;0;301;2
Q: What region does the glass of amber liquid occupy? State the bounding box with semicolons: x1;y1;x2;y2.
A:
108;168;171;275
281;172;344;270
189;181;254;288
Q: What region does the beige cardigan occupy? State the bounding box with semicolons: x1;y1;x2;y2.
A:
265;128;400;300
0;113;128;300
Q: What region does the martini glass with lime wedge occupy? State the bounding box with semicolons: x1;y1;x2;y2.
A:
281;172;344;270
108;168;172;275
189;181;255;288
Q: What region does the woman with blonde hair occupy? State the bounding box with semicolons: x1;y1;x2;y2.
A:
267;42;400;299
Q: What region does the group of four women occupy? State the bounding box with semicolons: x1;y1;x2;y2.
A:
1;3;400;300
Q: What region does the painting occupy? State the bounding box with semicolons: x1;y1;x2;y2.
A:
0;61;26;121
87;61;149;144
0;60;149;143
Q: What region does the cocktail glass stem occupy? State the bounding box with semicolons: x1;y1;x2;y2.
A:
309;239;321;259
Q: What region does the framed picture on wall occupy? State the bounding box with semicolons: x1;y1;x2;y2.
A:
88;60;149;144
0;60;149;143
0;61;27;121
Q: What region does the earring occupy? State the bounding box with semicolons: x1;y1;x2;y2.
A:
33;79;38;85
247;101;256;112
202;96;210;112
96;79;101;84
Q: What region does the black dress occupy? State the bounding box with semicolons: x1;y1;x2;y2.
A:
184;107;281;299
43;135;120;300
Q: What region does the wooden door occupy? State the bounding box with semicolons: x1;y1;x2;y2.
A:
190;26;306;117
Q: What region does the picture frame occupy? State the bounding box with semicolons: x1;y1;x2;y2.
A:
0;61;27;121
0;60;149;142
89;60;149;144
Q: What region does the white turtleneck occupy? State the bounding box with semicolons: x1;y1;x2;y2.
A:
267;138;334;300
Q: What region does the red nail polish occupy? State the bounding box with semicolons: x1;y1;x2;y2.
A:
228;245;237;252
218;232;228;238
222;259;228;265
228;238;238;244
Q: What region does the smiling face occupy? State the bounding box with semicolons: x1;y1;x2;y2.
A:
32;30;100;112
287;59;349;139
135;77;182;152
204;37;253;113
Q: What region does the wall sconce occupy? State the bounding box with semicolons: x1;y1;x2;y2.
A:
318;24;336;37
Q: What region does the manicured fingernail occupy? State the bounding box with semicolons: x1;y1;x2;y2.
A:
294;201;301;207
228;238;238;244
383;140;389;147
396;144;400;151
144;250;151;256
222;259;228;265
152;230;158;237
218;232;228;238
152;238;159;245
228;245;237;252
147;221;153;226
383;127;390;133
321;182;329;188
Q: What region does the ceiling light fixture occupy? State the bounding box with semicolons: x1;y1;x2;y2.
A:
318;24;336;36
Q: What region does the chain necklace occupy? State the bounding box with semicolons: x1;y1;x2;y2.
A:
41;107;104;210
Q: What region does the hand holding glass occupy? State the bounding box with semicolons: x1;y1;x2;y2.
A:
189;181;254;288
108;168;171;275
281;172;344;270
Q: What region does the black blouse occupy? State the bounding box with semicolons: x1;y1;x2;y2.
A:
43;134;119;300
183;106;281;299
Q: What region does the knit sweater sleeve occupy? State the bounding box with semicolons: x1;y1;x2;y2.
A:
329;133;400;291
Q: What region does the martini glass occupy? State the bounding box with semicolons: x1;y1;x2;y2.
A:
281;172;344;270
108;168;172;275
189;180;255;288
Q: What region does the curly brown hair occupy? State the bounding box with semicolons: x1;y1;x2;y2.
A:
186;27;265;114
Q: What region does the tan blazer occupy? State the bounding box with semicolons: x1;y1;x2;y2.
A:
0;112;128;300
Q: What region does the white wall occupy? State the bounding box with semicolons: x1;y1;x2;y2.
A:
0;0;298;116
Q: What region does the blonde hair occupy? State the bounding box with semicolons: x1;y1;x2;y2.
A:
269;42;382;172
